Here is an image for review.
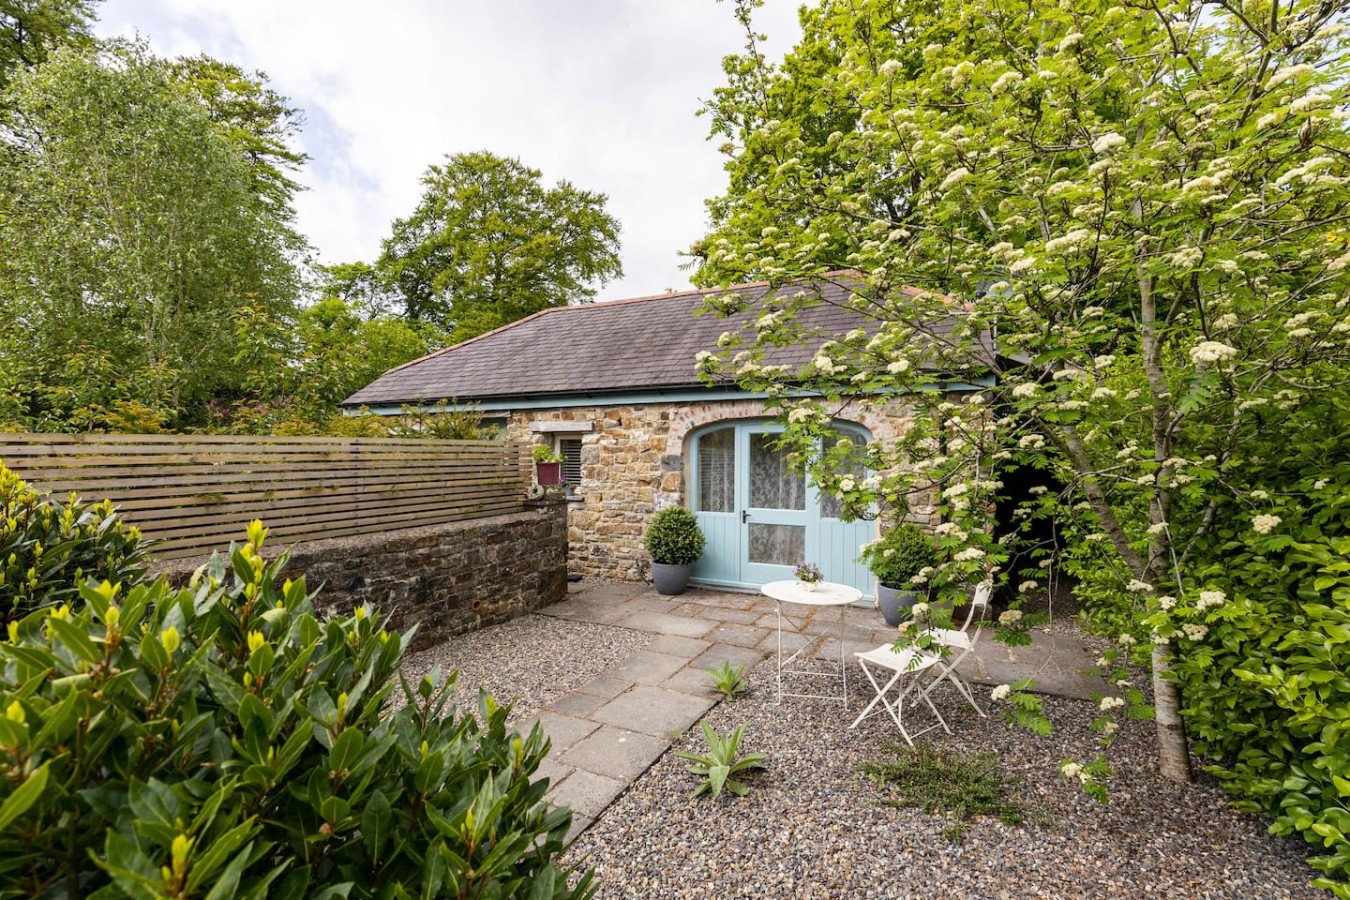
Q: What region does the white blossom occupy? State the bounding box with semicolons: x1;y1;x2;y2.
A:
1190;341;1238;364
1265;64;1315;90
1196;590;1226;610
1252;514;1282;535
1058;31;1085;52
940;167;971;190
953;546;986;562
1019;580;1038;593
999;609;1024;627
1291;92;1332;113
991;70;1023;93
1182;623;1209;641
1125;579;1154;593
991;684;1013;701
1091;132;1126;155
1099;696;1126;712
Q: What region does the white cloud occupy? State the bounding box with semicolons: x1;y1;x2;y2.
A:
95;0;803;300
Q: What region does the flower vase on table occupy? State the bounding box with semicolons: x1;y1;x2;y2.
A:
794;562;822;593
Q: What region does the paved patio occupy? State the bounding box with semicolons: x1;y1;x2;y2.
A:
526;580;1113;837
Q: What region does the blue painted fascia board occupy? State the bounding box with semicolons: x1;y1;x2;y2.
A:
347;376;994;416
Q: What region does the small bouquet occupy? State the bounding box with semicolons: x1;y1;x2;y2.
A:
793;562;823;591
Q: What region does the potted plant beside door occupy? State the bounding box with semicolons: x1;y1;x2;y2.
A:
859;523;938;626
645;506;706;596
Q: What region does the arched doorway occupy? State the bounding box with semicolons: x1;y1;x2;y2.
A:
687;419;875;598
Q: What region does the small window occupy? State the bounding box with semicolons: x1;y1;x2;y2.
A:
558;437;583;491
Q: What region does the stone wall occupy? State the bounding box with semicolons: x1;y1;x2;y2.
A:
506;397;922;583
161;505;567;650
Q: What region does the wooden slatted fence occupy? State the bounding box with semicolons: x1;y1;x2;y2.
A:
0;433;532;559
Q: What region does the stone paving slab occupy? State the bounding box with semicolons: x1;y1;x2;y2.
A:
589;684;716;737
627;594;683;613
535;757;572;788
619;610;718;638
607;649;688;685
646;634;711;657
559;726;669;781
660;666;721;696
574;674;636;700
519;711;598;754
961;629;1111;700
547;768;626;819
703;622;770;648
545;691;608;719
698;606;764;625
543;599;630;626
687;643;769;671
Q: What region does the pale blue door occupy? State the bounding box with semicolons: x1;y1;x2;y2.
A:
741;426;811;585
689;420;874;599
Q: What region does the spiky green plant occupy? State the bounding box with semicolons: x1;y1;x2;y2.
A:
674;721;766;798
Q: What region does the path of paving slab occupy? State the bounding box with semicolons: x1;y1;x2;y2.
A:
525;579;1113;838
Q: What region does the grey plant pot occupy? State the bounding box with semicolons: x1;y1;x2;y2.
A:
651;562;691;596
877;583;920;626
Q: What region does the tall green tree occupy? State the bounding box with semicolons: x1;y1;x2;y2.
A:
0;0;96;90
378;151;623;342
693;0;1350;821
166;53;307;216
0;40;301;429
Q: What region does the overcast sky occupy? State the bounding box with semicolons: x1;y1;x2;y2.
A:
94;1;805;302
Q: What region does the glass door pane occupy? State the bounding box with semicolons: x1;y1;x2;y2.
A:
749;432;805;509
748;523;806;565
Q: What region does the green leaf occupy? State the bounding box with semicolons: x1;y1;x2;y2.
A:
0;762;48;830
361;789;393;862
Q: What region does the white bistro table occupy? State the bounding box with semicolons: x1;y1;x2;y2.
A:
761;580;862;706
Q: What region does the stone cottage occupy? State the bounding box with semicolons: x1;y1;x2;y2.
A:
342;276;987;599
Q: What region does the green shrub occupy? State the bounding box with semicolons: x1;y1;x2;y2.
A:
645;506;705;566
859;523;938;590
0;464;149;623
1153;473;1350;898
0;521;594;899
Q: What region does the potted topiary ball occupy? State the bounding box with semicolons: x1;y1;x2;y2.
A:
859;523;938;626
645;506;706;595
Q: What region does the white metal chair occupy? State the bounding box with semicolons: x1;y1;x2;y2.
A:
849;644;951;746
919;581;993;718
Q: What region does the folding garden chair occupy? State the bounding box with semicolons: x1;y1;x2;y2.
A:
919;581;993;718
848;644;951;747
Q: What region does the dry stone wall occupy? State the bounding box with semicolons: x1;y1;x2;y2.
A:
160;506;567;650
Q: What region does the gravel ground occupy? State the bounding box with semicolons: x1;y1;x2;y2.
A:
565;649;1323;900
396;614;652;724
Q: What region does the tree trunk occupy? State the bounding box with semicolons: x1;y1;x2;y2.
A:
1152;643;1194;782
1135;207;1194;784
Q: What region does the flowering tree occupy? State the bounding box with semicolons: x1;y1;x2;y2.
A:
691;0;1350;797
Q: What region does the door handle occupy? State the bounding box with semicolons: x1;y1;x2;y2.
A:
741;510;749;524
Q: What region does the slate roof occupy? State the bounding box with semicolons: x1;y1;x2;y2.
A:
342;275;966;407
